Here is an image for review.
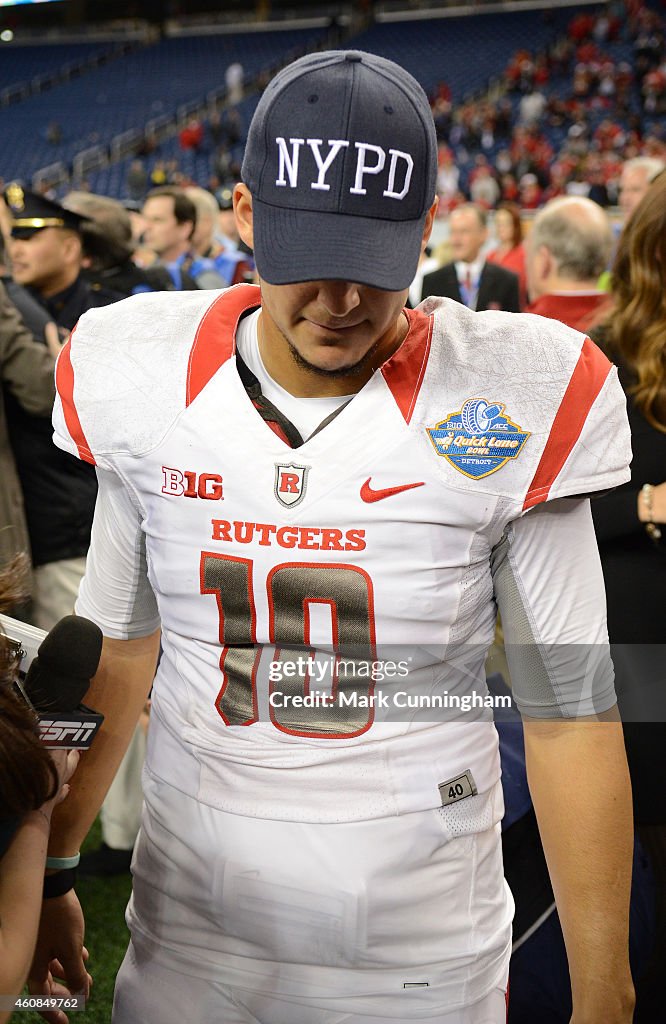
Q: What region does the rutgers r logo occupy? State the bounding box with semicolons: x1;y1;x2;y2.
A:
162;467;224;500
274;463;309;508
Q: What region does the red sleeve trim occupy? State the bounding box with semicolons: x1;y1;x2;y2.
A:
523;335;612;511
55;328;96;466
186;283;261;406
381;307;433;424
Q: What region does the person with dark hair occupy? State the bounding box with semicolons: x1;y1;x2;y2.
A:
0;556;80;1023
486;202;527;308
2;185;122;631
0;691;79;1024
0;232;61;356
590;170;666;1021
421;203;521;311
140;186;200;290
4;185;120;333
35;51;634;1024
52;191;157;880
125;159;148;204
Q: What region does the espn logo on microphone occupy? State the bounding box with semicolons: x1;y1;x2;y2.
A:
39;706;105;749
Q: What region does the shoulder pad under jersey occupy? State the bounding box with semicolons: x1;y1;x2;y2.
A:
409;298;631;509
53;283;261;468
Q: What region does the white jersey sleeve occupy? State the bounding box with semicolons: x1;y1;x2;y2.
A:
52;284;261;467
418;299;632;514
491;497;616;718
516;317;631;510
75;468;160;639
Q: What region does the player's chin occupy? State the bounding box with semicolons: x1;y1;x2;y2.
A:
297;344;371;377
314;336;365;357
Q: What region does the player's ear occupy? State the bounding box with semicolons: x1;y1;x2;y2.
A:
421;197;439;251
233;184;254;250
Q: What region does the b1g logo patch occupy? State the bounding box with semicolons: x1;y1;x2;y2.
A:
426;398;530;480
274;463;309;508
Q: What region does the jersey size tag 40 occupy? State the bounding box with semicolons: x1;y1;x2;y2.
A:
439;770;478;806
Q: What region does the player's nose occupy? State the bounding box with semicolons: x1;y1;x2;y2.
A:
315;280;362;318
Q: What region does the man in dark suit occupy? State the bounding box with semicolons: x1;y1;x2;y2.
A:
421;203;520;311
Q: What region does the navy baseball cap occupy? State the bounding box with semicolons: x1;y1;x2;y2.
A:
241;50;438;291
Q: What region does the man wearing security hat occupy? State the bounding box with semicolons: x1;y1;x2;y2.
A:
3;183;120;332
2;184;120;632
34;51;634;1024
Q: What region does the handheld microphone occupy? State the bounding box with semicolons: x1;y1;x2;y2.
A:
1;614;104;749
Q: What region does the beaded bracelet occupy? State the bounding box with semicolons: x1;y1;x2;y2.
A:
641;484;662;542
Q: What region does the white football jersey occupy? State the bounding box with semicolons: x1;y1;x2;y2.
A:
53;284;630;824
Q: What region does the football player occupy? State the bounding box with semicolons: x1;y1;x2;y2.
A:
32;51;634;1024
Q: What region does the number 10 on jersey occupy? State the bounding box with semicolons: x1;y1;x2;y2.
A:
200;552;377;739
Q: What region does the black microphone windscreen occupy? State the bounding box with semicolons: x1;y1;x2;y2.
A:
38;615;103;680
23;615;103;713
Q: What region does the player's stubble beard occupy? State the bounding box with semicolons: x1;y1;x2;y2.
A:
283;328;386;380
275;310;408;384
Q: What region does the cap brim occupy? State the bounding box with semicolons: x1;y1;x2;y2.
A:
251;197;426;292
10;226;45;240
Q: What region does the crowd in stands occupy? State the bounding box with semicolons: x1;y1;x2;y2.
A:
429;1;665;215
0;2;662;226
79;2;661;222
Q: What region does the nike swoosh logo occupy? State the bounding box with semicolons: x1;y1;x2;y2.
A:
360;478;425;503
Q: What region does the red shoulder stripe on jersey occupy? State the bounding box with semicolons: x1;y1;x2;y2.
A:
186;283;261;406
523;335;612;511
55;328;96;466
381;307;433;424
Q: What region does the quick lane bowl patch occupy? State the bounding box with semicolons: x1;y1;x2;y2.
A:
427;398;530;480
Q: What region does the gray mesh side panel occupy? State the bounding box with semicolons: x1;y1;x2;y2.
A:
490;531;567;717
131;526;158;628
116;471;159;638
